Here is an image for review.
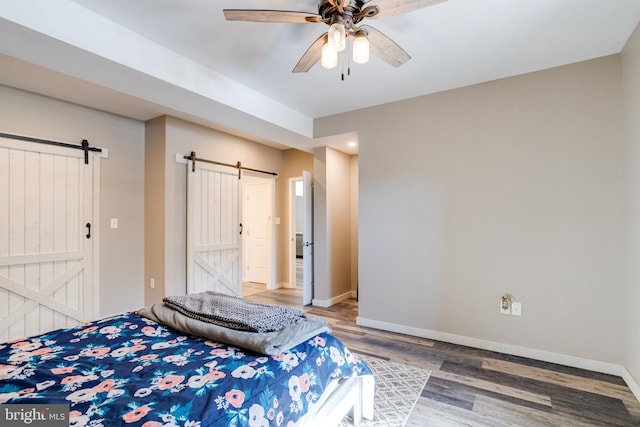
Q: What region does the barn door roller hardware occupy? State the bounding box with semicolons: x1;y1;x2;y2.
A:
185;151;278;178
0;132;102;165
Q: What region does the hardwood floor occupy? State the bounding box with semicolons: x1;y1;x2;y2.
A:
244;287;640;426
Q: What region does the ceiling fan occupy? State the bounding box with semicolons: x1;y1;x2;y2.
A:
223;0;447;73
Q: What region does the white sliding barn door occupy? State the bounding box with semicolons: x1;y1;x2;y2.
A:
187;161;241;296
0;136;98;341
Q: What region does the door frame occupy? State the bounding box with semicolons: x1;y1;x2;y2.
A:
241;172;276;289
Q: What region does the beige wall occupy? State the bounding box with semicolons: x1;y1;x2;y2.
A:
315;55;628;365
350;155;359;294
144;116;286;303
312;147;329;301
621;23;640;390
0;85;146;316
313;146;354;304
327;148;352;299
144;117;167;304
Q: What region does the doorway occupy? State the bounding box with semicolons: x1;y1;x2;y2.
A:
289;171;313;305
290;177;304;289
241;173;275;290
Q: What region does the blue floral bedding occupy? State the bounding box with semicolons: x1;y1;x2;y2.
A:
0;312;372;426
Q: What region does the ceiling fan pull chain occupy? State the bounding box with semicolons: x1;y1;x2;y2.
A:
340;39;351;80
347;36;352;76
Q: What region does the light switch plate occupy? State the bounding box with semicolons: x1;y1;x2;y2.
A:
110;218;119;229
511;302;522;316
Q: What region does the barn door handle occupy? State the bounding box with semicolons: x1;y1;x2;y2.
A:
239;223;243;235
86;223;91;239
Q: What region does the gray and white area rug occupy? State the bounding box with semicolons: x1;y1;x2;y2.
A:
342;355;432;427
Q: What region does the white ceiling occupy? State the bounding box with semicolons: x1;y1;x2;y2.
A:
1;0;640;154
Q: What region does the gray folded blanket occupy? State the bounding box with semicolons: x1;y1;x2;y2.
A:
137;303;331;355
163;291;306;333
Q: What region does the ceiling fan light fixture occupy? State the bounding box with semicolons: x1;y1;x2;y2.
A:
223;0;441;74
328;20;346;52
353;31;369;64
321;43;337;69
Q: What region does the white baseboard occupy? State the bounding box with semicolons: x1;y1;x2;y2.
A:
622;367;640;403
357;316;640;401
312;291;354;308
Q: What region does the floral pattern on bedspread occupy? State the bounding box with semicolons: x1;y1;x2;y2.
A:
0;312;372;426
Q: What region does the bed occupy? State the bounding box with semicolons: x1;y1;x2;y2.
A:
0;308;374;426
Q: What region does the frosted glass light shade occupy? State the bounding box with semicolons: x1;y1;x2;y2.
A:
353;34;369;64
328;22;346;52
321;43;337;69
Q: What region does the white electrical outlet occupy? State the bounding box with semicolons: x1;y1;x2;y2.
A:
511;302;522;316
500;300;510;315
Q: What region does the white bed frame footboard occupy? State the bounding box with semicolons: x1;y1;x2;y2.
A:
300;374;375;426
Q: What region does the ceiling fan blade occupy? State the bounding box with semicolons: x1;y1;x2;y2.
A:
370;0;447;18
223;9;322;23
361;25;410;67
293;33;328;73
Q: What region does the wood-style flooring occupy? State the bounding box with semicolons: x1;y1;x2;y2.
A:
243;284;640;427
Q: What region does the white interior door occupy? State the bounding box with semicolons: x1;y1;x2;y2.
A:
0;136;98;341
187;161;241;296
302;170;313;305
289;177;304;289
244;176;272;285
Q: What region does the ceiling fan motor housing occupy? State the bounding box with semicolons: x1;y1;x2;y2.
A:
319;0;379;31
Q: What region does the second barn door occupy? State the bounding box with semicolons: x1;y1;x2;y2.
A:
186;161;241;296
